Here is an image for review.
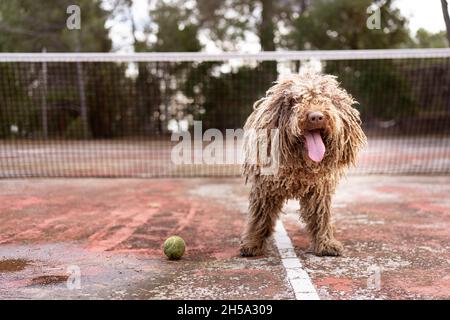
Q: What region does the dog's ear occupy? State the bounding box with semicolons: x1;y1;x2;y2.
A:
242;85;295;177
244;85;295;131
333;92;367;167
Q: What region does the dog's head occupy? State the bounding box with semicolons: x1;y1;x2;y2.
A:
244;71;366;169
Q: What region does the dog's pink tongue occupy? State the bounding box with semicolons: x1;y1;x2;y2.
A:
304;131;325;163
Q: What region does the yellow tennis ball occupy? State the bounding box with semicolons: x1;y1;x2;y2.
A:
163;236;185;260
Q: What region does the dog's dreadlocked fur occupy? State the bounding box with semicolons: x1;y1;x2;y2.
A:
241;71;367;257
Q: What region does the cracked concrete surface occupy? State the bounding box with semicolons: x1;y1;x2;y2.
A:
0;176;449;299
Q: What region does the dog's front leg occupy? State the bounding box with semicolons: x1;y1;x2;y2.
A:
299;184;343;256
240;184;285;257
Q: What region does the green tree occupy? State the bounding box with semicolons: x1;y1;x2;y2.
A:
0;0;123;138
0;64;34;137
183;63;270;131
0;0;111;52
196;0;307;83
288;0;409;50
151;4;201;52
412;28;448;48
287;0;416;122
106;0;204;135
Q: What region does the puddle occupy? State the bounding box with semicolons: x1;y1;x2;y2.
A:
0;259;30;273
29;275;69;286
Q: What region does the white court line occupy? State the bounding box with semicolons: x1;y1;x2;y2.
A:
273;220;320;300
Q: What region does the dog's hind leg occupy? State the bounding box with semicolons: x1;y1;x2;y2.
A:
240;183;285;257
299;184;343;256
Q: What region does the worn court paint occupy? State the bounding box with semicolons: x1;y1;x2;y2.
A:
281;175;450;300
274;220;320;300
0;179;294;299
1;176;449;299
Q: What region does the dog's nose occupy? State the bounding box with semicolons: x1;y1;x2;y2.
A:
307;111;325;125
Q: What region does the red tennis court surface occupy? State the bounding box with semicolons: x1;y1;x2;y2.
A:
0;175;449;299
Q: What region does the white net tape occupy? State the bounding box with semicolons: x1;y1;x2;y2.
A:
1;48;450;62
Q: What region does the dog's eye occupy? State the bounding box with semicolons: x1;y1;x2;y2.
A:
288;96;300;107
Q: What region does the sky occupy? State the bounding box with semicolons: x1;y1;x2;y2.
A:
395;0;446;33
109;0;448;52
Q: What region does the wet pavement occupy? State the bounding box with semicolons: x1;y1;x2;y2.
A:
282;175;450;300
0;179;293;299
0;176;449;299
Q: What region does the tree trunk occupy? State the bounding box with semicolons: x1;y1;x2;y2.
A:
259;0;276;51
41;48;48;138
259;0;277;85
74;32;89;138
128;2;159;135
76;62;89;138
442;0;450;46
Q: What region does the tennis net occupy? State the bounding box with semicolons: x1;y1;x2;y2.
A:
1;49;449;177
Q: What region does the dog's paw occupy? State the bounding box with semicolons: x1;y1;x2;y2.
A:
239;243;265;257
313;239;343;257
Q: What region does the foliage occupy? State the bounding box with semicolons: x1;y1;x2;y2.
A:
287;0;417;120
0;0;448;137
288;0;410;50
411;28;448;48
0;0;112;138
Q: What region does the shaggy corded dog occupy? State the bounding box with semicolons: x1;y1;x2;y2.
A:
241;71;366;257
